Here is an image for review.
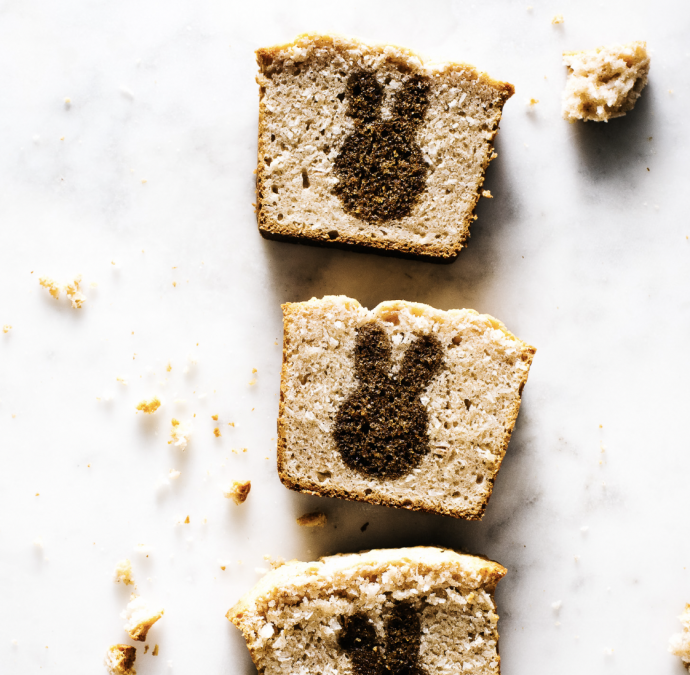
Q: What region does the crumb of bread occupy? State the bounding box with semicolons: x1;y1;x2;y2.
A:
223;480;251;505
114;559;135;586
116;376;128;385
136;397;161;415
670;604;690;668
143;645;149;654
562;42;649;122
166;361;172;372
296;512;327;527
552;14;564;24
105;644;136;675
64;275;86;308
211;414;218;421
168;418;191;450
252;368;258;373
122;595;164;642
184;515;190;524
168;469;181;480
152;645;159;656
482;190;493;199
39;276;61;299
528;98;539;106
213;427;221;438
249;378;257;385
2;325;11;333
134;544;153;556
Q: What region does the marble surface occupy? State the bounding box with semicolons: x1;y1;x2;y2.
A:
1;0;690;673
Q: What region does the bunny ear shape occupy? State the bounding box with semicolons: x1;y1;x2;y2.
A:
399;333;443;395
353;322;391;384
392;75;431;129
343;70;384;123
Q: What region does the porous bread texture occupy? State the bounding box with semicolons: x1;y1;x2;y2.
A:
562;41;649;122
114;558;134;586
669;604;690;668
228;546;505;675
256;33;514;263
278;295;535;520
122;595;164;642
104;644;136;675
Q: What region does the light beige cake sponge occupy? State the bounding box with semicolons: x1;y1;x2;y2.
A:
562;41;650;122
278;295;535;520
256;33;514;263
228;546;506;675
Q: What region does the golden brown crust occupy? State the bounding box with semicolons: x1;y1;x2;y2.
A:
255;33;512;263
277;301;536;520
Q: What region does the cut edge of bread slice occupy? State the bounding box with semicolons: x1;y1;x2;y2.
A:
255;33;515;264
227;546;507;675
277;295;536;520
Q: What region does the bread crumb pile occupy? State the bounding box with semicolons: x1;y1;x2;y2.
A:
39;275;86;308
136;397;161;415
114;559;134;586
122;595;164;642
669;604;690;668
296;512;327;527
168;418;191;449
104;644;136;675
228;547;505;675
224;480;251;504
562;41;650;122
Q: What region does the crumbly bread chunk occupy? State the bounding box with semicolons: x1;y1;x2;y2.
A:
278;296;535;520
168;418;191;450
135;397;161;415
122;595;164;642
562;41;649;122
296;511;327;527
669;604;690;669
114;559;134;586
104;644;136;675
39;276;61;299
228;546;506;675
256;33;514;263
224;480;251;504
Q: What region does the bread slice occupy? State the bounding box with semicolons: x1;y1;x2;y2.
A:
562;41;650;122
255;33;514;263
228;546;506;675
104;644;136;675
278;296;535;520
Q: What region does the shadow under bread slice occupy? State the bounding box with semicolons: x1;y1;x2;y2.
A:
255;33;514;263
228;546;506;675
278;295;536;520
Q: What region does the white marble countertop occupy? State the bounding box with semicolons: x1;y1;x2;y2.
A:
1;1;689;673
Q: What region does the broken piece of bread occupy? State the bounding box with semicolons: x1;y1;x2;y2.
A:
136;397;161;415
114;559;134;586
122;595;164;642
224;480;251;504
168;418;191;450
278;296;535;520
669;604;690;669
562;41;649;122
104;644;136;675
256;33;514;263
296;512;327;527
228;546;506;675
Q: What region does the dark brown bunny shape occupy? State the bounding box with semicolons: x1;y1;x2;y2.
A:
333;322;442;480
339;602;428;675
332;70;431;223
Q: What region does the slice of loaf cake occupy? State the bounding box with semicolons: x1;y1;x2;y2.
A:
562;41;650;122
255;34;514;263
228;546;506;675
278;296;535;520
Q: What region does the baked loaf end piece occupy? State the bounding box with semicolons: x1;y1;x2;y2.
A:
228;546;506;675
278;295;535;520
255;33;514;263
562;41;650;122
